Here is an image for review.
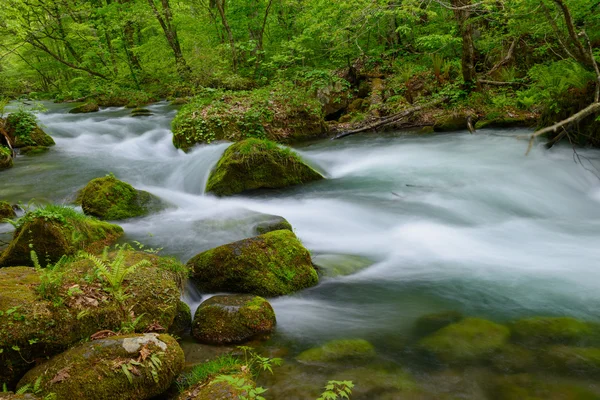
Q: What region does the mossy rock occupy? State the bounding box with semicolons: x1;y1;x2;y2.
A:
0;252;186;387
489;344;537;373
188;230;318;297
296;339;376;363
14;127;54;148
192;295;275;345
417;318;510;365
0;151;12;169
68;102;99;114
130;108;153;117
80;175;160;220
4;115;55;149
540;346;600;376
510;317;597;346
170;300;192;337
413;311;464;338
329;366;424;399
177;369;252;400
433;115;469;132
311;253;374;278
0;209;123;268
18;146;50;155
489;373;600;400
205;139;324;196
17;333;184;400
0;201;16;219
475;117;534;130
253;215;293;235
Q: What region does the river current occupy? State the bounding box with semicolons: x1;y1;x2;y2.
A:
2;101;600;398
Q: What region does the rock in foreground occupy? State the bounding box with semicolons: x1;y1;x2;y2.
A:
206;139;323;196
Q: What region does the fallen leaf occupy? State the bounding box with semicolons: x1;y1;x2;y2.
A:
50;367;71;384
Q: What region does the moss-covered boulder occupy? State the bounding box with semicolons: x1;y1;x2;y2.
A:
68;102;99;114
253;215;293;235
0;206;123;268
188;230;318;297
177;368;253;400
192;295;275;344
171;85;327;151
510;317;597;346
0;147;12;169
297;339;376;364
414;311;464;337
329;366;424;399
18;146;50;155
80;175;160;220
4;113;55;149
489;344;537;373
205;139;324;196
17;333;184;400
418;318;510;365
489;373;600;400
0;251;186;387
433;115;469;132
170;300;192;337
0;201;16;219
540;346;600;376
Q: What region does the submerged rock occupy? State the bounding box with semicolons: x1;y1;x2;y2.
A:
205;139;324;196
68;102;99;114
188;230;318;297
192;295;276;344
489;343;537;373
0;206;123;268
80;175;160;220
17;333;184;400
540;345;600;376
0;201;16;219
510;316;597;346
418;318;509;365
253;215;293;235
311;253;373;278
0;251;186;387
414;311;464;337
130;108;153;117
489;373;600;400
296;339;376;364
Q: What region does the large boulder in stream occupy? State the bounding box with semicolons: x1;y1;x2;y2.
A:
188;230;318;297
68;102;99;114
0;205;123;268
17;333;184;400
205;139;324;196
192;295;276;344
80;175;161;220
297;339;376;364
0;250;187;387
0;147;13;169
4;113;55;149
509;316;599;347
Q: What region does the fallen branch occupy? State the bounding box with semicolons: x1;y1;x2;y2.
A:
487;38;518;76
526;102;600;154
333;97;449;140
478;79;526;87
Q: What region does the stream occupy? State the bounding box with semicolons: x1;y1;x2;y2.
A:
2;101;600;398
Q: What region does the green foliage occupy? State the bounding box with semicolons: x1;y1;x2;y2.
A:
0;146;11;157
10;204;86;230
317;380;354;400
176;354;240;392
31;250;70;303
237;346;283;377
6;109;38;142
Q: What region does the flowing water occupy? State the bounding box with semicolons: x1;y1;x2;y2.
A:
3;102;600;398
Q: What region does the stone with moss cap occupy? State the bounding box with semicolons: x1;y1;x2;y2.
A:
188;230;318;297
0;201;16;219
510;316;598;346
0;205;123;268
490;373;600;400
413;311;464;337
297;339;376;364
4;113;55;149
0;147;12;169
192;295;275;344
205;139;324;196
0;251;186;388
253;215;293;235
68;102;99;114
170;300;192;337
80;175;161;220
418;318;510;365
17;333;184;400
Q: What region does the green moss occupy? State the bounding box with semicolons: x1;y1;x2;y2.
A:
433;115;468;132
0;148;13;169
0;201;16;219
296;339;376;363
510;317;596;346
68;102;99;114
5;112;55;148
17;333;184;400
329;366;421;398
205;138;324;196
175;354;241;392
192;295;275;344
311;254;374;278
177;369;252;400
18;146;50;155
489;373;600;400
489;344;537;373
418;318;510;365
540;346;600;376
80;175;159;220
169;300;192;337
254;216;293;235
188;230;318;297
413;311;464;337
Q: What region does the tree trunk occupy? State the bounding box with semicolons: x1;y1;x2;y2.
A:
451;0;477;87
147;0;190;77
214;0;238;72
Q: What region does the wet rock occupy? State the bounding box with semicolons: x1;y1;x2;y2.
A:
311;253;373;278
205;138;324;196
80;174;161;220
297;339;376;364
510;316;597;346
540;345;600;377
0;206;123;267
170;300;192;337
18;146;50;155
0;201;16;219
68;102;99;114
414;311;464;337
17;333;184;400
418;318;509;365
433;115;469;132
192;295;276;344
489;373;600;400
130;108;153;117
188;230;318;297
489;344;536;373
253;215;293;235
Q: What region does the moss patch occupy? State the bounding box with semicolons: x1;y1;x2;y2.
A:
296;339;376;363
418;318;510;365
68;102;99;114
489;373;600;400
413;311;464;338
206;138;324;196
510;317;596;346
489;344;537;373
192;295;275;345
540;346;600;377
170;300;192;337
0;201;16;219
253;216;293;235
188;230;318;297
80;175;160;220
17;333;184;400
